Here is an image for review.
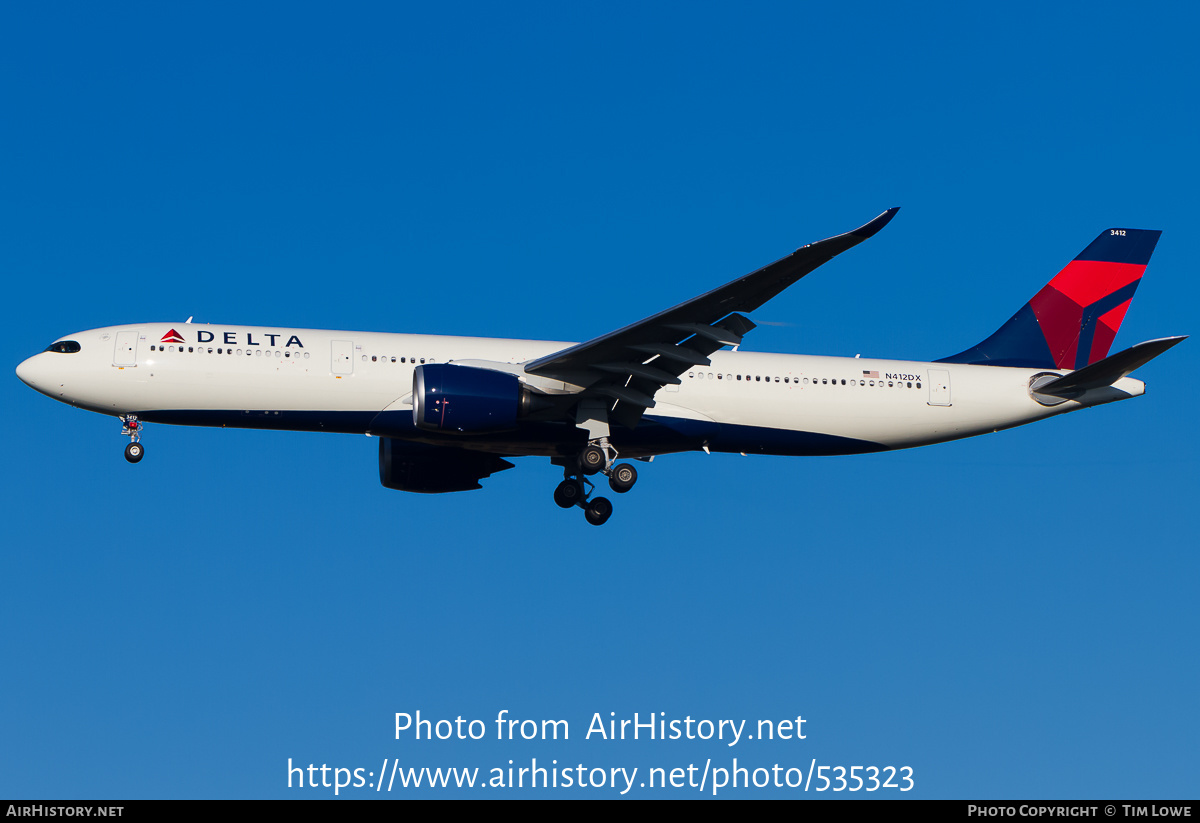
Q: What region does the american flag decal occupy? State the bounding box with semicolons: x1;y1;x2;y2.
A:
862;370;878;378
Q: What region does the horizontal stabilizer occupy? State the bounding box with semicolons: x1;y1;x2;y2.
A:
1033;336;1186;398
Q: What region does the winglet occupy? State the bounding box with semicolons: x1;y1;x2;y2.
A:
850;207;900;240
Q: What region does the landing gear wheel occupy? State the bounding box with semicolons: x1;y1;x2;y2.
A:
608;463;638;494
553;479;585;509
124;442;144;464
584;497;613;526
578;445;606;475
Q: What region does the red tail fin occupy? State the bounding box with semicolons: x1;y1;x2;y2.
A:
940;228;1161;369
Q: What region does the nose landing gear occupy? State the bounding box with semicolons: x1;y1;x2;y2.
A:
121;415;144;463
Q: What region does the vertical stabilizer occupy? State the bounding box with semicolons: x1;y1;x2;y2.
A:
939;229;1160;369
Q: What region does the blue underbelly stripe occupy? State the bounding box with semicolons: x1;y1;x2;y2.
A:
137;409;887;457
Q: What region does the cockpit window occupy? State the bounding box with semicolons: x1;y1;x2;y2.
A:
46;341;81;354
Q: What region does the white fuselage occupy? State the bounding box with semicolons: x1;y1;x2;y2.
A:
16;322;1145;458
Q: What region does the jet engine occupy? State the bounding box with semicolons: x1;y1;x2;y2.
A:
379;437;515;493
412;363;546;434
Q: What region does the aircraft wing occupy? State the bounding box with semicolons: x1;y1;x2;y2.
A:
523;208;899;427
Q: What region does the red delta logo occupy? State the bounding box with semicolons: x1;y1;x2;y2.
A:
161;329;186;343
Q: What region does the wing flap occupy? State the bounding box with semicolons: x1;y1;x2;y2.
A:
594;362;682;385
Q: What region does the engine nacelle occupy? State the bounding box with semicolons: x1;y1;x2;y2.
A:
413;363;539;434
379;437;515;493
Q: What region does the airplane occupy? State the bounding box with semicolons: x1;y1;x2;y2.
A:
15;208;1185;525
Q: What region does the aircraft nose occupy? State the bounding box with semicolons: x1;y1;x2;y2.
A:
16;353;53;393
16;355;38;388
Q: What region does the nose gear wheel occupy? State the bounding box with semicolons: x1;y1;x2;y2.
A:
120;415;144;464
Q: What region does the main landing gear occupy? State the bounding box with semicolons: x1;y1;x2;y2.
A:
553;439;640;526
121;415;144;464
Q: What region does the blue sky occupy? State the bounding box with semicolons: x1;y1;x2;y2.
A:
2;2;1197;798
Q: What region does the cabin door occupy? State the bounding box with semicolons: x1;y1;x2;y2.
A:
113;331;139;366
331;340;354;375
927;368;951;406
